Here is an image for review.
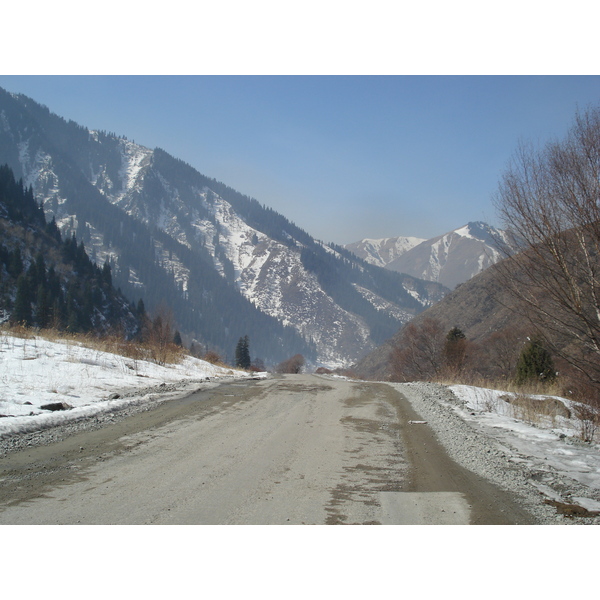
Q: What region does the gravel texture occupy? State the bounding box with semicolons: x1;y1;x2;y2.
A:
0;378;219;457
3;375;599;524
393;381;600;524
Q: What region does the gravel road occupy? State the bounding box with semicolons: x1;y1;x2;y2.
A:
0;374;571;524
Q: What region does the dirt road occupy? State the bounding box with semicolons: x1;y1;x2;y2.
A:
0;375;535;524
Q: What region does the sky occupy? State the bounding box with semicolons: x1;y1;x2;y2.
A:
1;4;599;246
1;75;598;245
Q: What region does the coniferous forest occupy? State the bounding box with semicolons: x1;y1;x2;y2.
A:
0;164;141;335
0;86;446;366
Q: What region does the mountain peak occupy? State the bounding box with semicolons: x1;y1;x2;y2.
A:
0;86;448;368
345;221;507;290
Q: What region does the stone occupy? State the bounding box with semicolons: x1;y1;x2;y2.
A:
40;402;72;411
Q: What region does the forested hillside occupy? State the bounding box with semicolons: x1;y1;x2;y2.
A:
0;86;447;366
0;164;141;335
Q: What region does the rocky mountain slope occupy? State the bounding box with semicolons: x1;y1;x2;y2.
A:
346;222;509;289
343;236;426;268
0;165;141;336
352;257;528;381
0;87;447;367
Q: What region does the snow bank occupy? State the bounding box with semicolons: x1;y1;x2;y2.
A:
0;332;261;437
449;384;600;493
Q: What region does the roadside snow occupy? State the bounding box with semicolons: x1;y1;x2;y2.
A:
393;381;600;523
449;384;600;492
0;331;261;438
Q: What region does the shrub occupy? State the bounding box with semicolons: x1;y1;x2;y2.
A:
275;354;305;374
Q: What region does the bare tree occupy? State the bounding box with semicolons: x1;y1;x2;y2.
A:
493;104;600;389
441;326;472;380
391;318;445;381
481;327;524;380
148;303;175;365
275;354;305;374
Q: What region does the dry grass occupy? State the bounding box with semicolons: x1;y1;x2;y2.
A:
572;403;600;443
434;373;599;441
201;350;226;366
0;323;188;367
502;393;571;427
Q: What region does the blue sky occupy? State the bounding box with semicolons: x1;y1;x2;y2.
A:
1;75;598;244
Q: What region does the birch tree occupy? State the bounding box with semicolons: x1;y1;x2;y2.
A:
493;104;600;388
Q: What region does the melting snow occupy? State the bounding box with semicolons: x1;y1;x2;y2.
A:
449;384;600;493
0;331;259;437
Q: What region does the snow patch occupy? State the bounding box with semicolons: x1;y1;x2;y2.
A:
449;384;600;493
0;331;255;437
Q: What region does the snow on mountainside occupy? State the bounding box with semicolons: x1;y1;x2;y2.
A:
79;151;433;367
348;222;509;290
344;236;426;268
0;87;448;367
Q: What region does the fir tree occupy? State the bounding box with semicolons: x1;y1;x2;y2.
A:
12;274;33;326
235;335;251;369
45;216;61;242
443;326;469;375
8;248;23;278
35;283;50;329
102;260;112;287
515;336;556;385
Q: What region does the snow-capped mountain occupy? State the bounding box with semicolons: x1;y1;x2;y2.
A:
343;236;426;268
0;87;448;367
347;222;508;290
386;222;508;289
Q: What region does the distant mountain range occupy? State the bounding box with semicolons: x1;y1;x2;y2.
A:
351;258;523;381
0;86;448;367
345;222;509;289
344;236;426;269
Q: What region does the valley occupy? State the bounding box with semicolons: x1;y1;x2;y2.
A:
0;86;448;367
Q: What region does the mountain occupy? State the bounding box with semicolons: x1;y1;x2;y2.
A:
351;258;521;381
343;236;426;269
345;222;509;290
0;164;141;335
0;87;448;367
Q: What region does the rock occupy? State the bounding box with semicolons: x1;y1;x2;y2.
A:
108;393;121;400
40;402;72;411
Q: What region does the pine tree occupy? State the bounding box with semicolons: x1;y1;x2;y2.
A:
35;283;50;329
12;274;33;326
515;336;556;385
235;335;251;369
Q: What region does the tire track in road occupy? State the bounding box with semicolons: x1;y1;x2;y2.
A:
0;375;537;524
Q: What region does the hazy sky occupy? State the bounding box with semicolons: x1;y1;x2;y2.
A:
1;75;598;245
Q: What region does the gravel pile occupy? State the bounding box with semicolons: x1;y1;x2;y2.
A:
393;381;600;524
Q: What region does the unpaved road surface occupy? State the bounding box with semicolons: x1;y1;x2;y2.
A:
0;374;537;524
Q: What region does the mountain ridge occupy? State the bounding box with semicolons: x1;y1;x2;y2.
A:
0;87;448;367
345;221;509;289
